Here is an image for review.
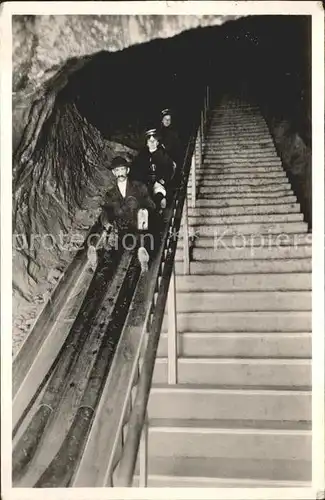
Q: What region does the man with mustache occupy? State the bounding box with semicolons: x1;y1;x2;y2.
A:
100;156;156;271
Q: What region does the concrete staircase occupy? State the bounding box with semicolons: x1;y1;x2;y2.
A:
139;100;312;487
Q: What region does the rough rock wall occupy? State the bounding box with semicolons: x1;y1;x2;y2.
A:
13;15;239;93
12;15;239;156
268;119;312;228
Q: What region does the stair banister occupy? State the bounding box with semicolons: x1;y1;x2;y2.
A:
190;152;196;208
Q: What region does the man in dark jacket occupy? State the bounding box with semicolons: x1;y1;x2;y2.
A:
159;108;183;168
100;156;157;271
130;128;175;211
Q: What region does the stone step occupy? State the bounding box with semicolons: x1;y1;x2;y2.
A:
205;139;274;146
205;149;276;155
197;190;294;198
209;126;266;130
205;147;276;152
148;384;311;421
203;160;282;167
204;144;274;150
207;134;269;140
161;311;311;333
204;154;279;161
153;357;311;386
209;126;268;131
197;185;291;194
188;177;289;187
167;291;311;312
156;332;312;359
205;146;276;153
174;273;312;292
205;139;272;144
133;474;310;488
184;212;301;224
179;221;308;236
194;166;284;174
133;456;311;486
185;204;300;216
207;135;270;140
174;258;311;275
209;123;267;127
193;195;297;205
177;232;311;248
146;419;311;461
206;138;274;143
210;117;264;121
203;158;279;164
175;245;312;263
203;159;282;166
182;214;303;228
206;136;269;141
188;171;286;179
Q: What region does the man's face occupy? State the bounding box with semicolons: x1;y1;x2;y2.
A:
162;115;171;127
147;136;159;151
112;166;129;181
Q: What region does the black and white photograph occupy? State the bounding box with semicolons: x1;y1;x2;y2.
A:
1;1;324;498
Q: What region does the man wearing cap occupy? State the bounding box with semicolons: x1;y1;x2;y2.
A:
159;108;182;168
130;128;175;212
100;156;156;271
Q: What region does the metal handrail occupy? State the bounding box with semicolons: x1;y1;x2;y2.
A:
72;87;208;487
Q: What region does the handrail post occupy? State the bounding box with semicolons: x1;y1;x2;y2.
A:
191;153;196;209
182;196;190;275
197;128;202;168
203;96;207;130
167;264;177;384
139;410;148;487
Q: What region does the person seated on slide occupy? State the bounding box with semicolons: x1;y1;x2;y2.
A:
159;108;182;169
100;156;156;272
130;128;175;212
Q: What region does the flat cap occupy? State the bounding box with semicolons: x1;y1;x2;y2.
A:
110;156;129;169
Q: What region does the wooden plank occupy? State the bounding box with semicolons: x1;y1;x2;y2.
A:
12;220;103;396
12;227;113;431
12;265;92;431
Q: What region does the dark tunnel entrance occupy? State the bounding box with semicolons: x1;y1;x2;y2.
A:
60;15;311;149
12;14;312;353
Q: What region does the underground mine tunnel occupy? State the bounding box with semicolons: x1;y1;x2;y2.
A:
12;14;311;354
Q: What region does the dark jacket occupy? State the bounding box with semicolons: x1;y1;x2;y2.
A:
129;145;175;191
159;126;182;166
101;179;156;234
